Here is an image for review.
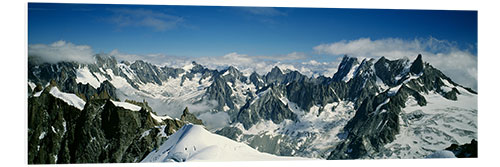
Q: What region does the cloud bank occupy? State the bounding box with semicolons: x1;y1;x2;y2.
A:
314;37;477;90
197;112;230;130
28;40;95;64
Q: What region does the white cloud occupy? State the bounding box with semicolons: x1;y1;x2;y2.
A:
197;112;230;130
314;37;478;90
108;8;184;31
258;52;308;61
314;38;427;59
302;60;322;66
240;7;286;16
28;40;95;64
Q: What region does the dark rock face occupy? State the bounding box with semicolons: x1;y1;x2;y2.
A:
28;85;202;164
82;100;159;163
410;54;424;74
96;80;118;100
263;66;308;85
129;60;165;85
203;66;254;112
285;80;340;112
374;56;410;86
445;139;478;158
345;59;380;108
94;54;119;71
28;61;78;89
236;86;297;129
204;75;235;111
221;66;247;84
332;55;359;82
28;57;119;102
28;91;154;163
28;86;82;164
215;127;243;141
265;66;284;84
328;84;426;159
249;72;265;89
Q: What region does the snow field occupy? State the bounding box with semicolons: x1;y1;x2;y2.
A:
142;124;310;162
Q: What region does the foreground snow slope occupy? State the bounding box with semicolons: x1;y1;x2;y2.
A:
142;124;310;162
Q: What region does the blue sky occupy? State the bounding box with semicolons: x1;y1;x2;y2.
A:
28;3;477;57
27;3;478;89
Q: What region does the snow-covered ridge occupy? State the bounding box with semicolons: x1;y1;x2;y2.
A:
150;112;173;123
110;100;142;111
49;87;86;110
142;124;310;162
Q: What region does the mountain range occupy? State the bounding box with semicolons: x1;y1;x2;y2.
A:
27;53;477;163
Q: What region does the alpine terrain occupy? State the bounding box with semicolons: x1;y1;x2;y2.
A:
27;54;477;164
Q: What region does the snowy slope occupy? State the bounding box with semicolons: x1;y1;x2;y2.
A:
75;66;107;89
141;124;310;162
49;87;86;110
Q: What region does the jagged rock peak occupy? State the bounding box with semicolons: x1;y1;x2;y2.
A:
236;86;297;129
223;66;242;76
182;107;190;115
264;66;285;84
410;54;424;74
341;55;359;66
271;66;283;74
188;61;207;73
378;56;387;61
190;61;203;69
180;107;204;125
94;54;117;67
249;71;265;87
226;65;239;71
249;71;261;79
332;55;359;81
